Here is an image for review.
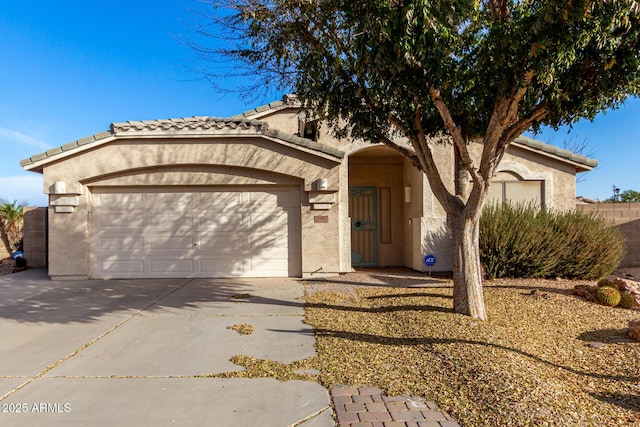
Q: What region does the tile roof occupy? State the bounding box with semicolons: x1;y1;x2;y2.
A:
111;117;267;133
20;116;344;169
19;95;596;171
513;136;598;169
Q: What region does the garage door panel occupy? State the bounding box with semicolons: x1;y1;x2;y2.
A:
95;213;144;230
149;213;193;231
247;233;287;250
248;190;298;206
197;213;245;231
248;258;289;274
96;193;143;207
247;211;287;230
246;192;280;206
99;259;145;274
92;187;301;278
198;234;244;252
251;249;289;261
149;259;194;274
144;193;193;209
98;236;144;251
148;236;195;250
199;259;245;275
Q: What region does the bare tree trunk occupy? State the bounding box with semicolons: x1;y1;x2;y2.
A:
453;143;468;199
448;209;487;320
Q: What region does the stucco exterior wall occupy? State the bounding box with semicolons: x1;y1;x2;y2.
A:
42;138;338;190
257;108;345;149
47;188;91;278
426;143;455;219
403;159;426;271
41;136;343;279
338;161;351;272
257;108;301;136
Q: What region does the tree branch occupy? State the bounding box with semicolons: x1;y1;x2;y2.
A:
489;0;509;21
492;101;549;175
505;70;535;122
429;88;481;186
412;101;459;211
501;101;549;151
481;68;537;179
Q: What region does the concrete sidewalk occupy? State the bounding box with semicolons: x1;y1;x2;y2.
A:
0;270;333;426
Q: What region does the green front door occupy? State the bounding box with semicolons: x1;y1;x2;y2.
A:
349;186;378;267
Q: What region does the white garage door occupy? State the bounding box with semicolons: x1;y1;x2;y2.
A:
91;187;301;279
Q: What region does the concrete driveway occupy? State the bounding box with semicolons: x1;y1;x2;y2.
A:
0;270;333;426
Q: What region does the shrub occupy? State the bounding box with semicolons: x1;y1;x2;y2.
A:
551;210;625;280
480;203;560;279
480;203;625;280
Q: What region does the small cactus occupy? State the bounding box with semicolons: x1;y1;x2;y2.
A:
596;286;622;307
619;293;635;309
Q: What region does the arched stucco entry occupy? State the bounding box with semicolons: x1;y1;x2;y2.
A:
343;144;423;268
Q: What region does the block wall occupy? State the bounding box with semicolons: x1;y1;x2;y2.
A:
578;203;640;268
23;207;48;268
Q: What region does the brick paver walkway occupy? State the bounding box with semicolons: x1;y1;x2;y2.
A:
331;385;461;427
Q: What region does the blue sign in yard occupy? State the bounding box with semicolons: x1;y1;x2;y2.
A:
424;254;436;266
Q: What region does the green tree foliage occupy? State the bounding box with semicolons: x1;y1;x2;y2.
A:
0;200;24;255
604;188;640;202
193;0;640;319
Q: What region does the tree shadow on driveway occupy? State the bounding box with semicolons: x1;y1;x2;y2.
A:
0;275;306;324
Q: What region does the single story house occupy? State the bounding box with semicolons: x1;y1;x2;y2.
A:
21;95;597;280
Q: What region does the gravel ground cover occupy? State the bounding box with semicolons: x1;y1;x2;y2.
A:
303;271;639;427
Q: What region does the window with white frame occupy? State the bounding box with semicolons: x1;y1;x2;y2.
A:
488;171;545;208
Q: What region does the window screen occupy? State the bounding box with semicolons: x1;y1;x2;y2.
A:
488;180;544;207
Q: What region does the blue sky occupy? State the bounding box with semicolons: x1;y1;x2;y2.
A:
1;2;638;206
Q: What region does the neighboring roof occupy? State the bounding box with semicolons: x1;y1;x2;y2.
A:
20;116;344;171
577;196;599;204
512;135;598;171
